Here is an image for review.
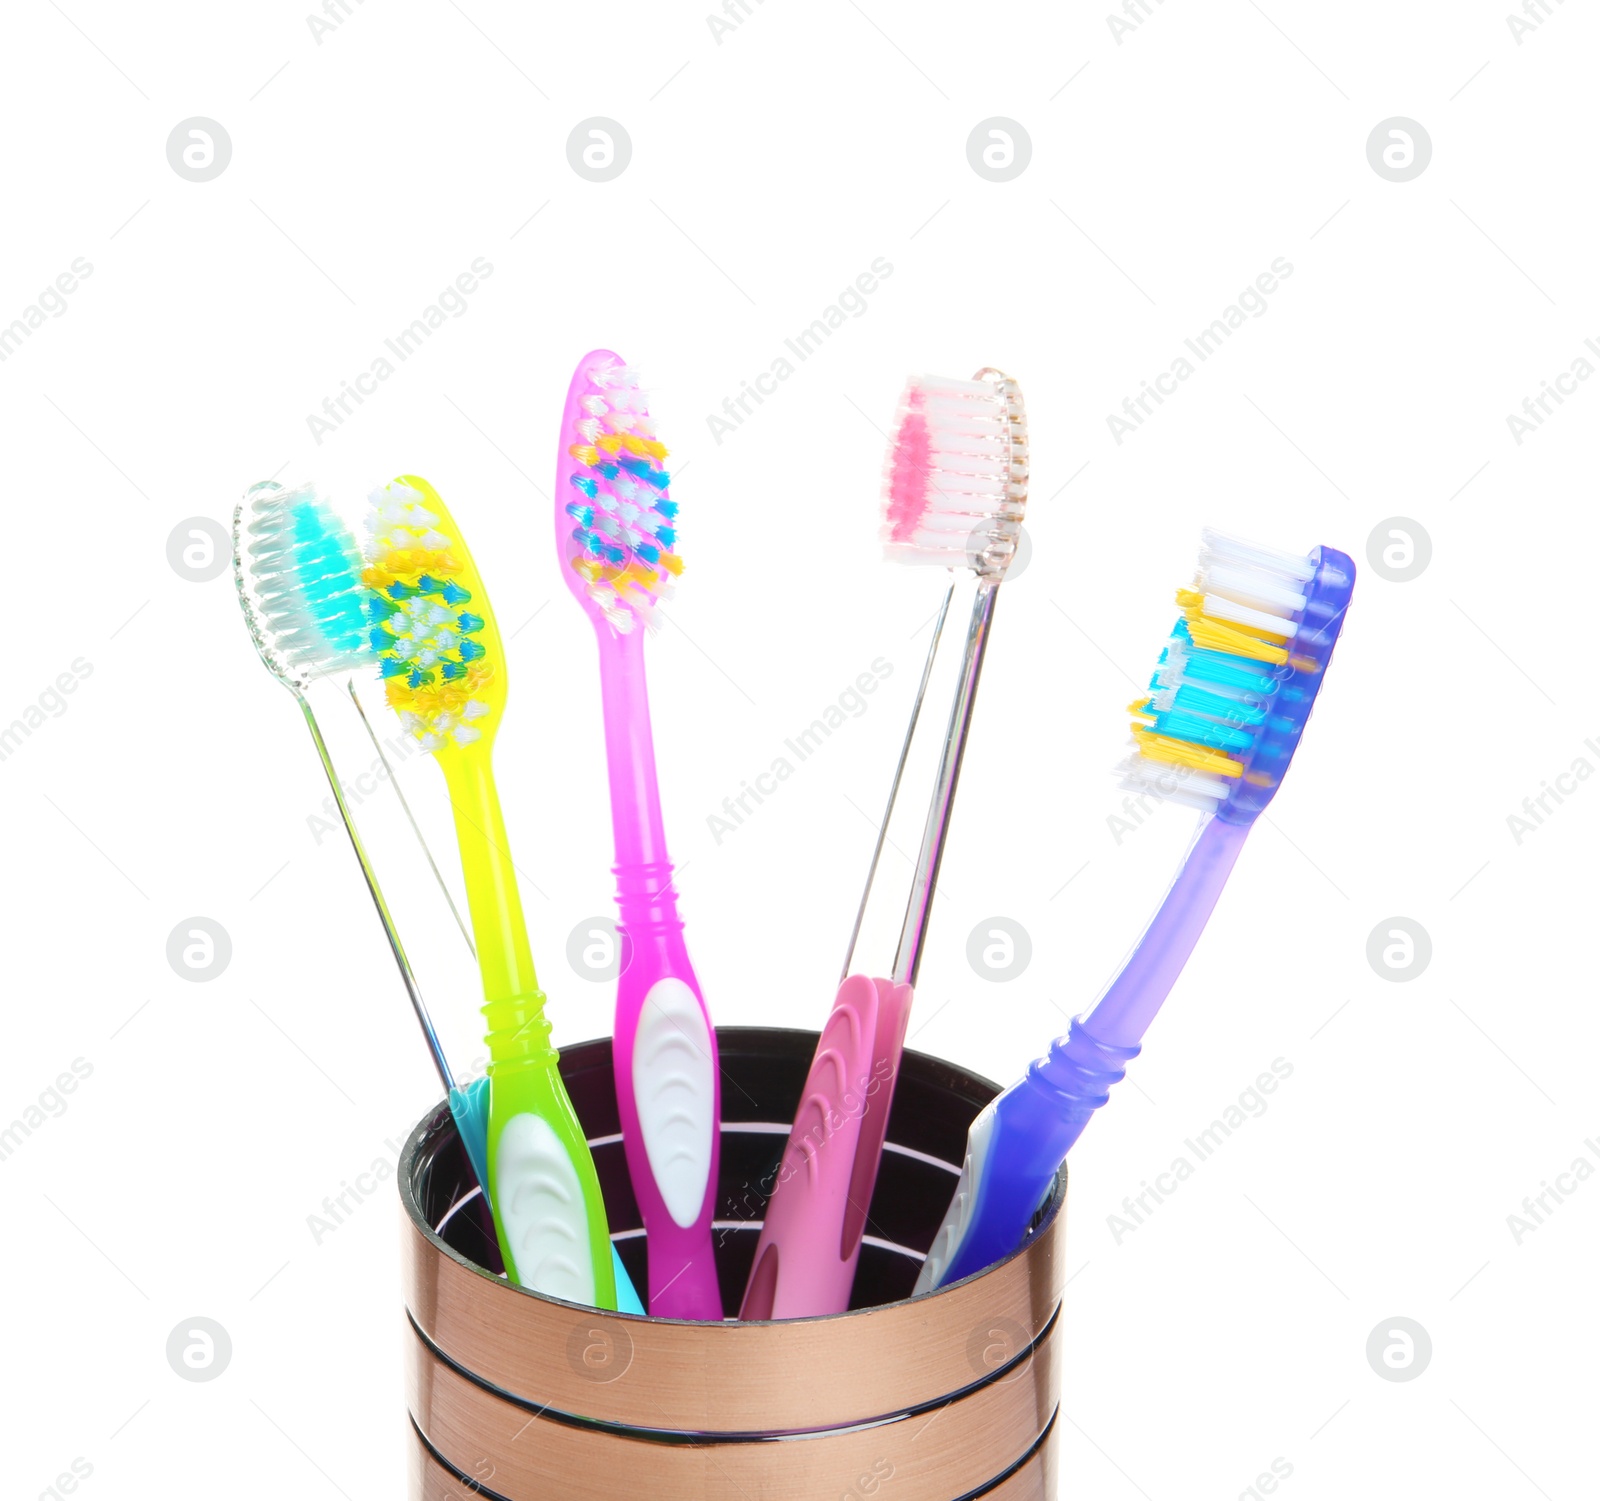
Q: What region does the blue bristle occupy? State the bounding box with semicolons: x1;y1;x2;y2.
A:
1170;684;1267;725
596;463;620;480
440;661;467;681
1150;707;1255;753
457;612;485;634
381;657;410;679
458;638;486;663
387;582;418;601
655;527;676;548
566;501;594;526
619;456;668;488
570;473;598;500
1185;656;1276;695
368;627;390;652
287;499;368;653
439;580;470;605
635;543;661;564
603;544;626;566
364;596;389;622
575;527;604;557
408;667;433;689
653;499;678;520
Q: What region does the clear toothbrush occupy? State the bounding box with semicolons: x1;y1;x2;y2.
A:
232;480;492;1170
917;530;1356;1291
739;370;1029;1321
555;353;722;1321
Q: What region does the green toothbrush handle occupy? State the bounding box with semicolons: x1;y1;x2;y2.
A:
455;1075;643;1314
483;996;617;1309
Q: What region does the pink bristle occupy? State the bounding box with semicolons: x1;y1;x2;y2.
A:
884;383;933;542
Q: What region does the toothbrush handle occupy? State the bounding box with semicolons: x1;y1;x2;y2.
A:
444;752;538;1004
738;975;911;1320
599;629;722;1319
925;1018;1138;1289
296;695;455;1090
925;814;1251;1289
483;1015;618;1310
894;580;999;986
613;870;722;1319
1088;813;1251;1046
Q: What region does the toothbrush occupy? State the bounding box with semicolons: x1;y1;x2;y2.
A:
739;371;1029;1321
362;475;616;1309
554;352;723;1321
234;478;642;1312
916;530;1356;1291
232;480;488;1160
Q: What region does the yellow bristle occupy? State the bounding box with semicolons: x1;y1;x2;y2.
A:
1175;588;1290;653
373;546;463;585
1133;727;1244;777
658;551;685;576
569;443;600;467
596;432;670;461
1184;613;1290;665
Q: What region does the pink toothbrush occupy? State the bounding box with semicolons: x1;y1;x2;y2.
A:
741;371;1028;1320
555;352;722;1321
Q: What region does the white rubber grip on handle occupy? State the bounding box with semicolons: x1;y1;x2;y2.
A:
493;1112;597;1306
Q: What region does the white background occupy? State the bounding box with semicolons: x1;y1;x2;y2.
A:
3;1;1597;1497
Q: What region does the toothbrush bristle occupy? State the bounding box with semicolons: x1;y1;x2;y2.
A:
234;482;372;688
558;356;678;634
1121;530;1326;817
361;481;496;754
880;372;1028;578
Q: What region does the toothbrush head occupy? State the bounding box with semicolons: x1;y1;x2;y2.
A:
360;476;508;755
555;350;680;635
1120;529;1356;825
882;369;1028;580
233;480;371;694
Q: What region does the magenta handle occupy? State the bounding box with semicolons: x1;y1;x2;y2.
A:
739;975;912;1320
599;628;722;1321
599;629;670;868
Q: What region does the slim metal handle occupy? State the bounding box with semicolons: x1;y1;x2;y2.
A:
839;582;954;982
892;580;1000;986
298;692;456;1093
346;679;476;961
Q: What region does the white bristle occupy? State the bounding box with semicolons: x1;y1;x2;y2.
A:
1200;528;1315;581
1197;561;1307;616
1115;753;1231;813
1198;590;1296;639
